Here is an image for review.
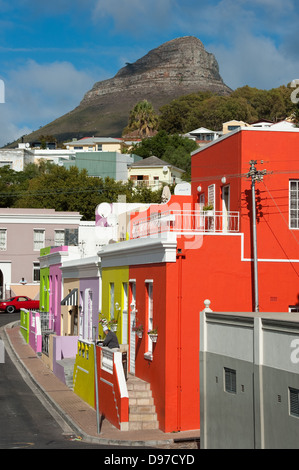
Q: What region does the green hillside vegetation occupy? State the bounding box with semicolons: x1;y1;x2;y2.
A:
2;85;297;219
123;85;298;180
157;85;297;134
0;162;165;220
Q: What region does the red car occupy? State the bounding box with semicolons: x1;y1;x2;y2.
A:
0;296;39;313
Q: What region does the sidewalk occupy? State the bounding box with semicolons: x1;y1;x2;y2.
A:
3;322;200;449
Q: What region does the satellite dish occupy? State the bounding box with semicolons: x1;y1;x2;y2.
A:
161;185;171;203
163;166;168;173
97;202;111;218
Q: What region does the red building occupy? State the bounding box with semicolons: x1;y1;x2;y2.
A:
191;127;299;312
123;128;299;432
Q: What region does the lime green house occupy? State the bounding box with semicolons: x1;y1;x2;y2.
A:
100;266;129;345
39;247;51;312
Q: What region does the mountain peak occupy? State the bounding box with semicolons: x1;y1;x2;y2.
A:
18;37;232;144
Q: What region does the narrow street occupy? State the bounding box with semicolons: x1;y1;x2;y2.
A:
0;315;138;450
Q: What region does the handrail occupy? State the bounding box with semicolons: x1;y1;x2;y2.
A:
132;209;240;238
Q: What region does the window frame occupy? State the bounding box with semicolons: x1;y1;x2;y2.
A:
145;280;154;358
224;367;237;394
0;228;7;251
289;180;299;229
289;387;299;418
33;229;45;251
54;229;65;247
33;262;40;282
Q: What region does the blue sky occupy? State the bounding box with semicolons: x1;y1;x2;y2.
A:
0;0;298;146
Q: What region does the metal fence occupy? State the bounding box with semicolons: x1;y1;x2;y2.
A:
132;210;240;239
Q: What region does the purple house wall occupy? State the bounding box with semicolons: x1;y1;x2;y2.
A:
80;277;100;341
49;262;63;335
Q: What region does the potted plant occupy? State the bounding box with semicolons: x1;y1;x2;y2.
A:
132;324;144;338
108;318;118;332
202;204;214;216
99;315;108;328
148;327;158;342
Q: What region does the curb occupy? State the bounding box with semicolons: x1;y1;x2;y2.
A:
1;322;177;448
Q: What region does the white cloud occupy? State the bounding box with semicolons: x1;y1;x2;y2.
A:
93;0;176;35
210;33;298;90
0;60;96;147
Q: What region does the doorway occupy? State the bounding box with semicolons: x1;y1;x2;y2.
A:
129;281;136;375
222;185;230;232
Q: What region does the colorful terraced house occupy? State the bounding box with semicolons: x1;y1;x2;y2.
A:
21;126;299;434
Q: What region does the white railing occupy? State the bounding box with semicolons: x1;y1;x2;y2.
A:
132;180;164;189
132;210;240;239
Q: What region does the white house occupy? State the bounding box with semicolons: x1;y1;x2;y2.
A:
128;156;185;190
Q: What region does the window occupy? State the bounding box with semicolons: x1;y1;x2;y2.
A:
224;367;236;394
33;262;40;282
110;283;114;319
0;161;12;169
33;229;45;251
54;230;65;246
289;387;299;417
0;229;7;250
122;282;128;344
208;184;215;208
290;180;299;228
146;281;154;356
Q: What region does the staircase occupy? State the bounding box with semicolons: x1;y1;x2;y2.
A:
126;375;159;430
56;358;76;390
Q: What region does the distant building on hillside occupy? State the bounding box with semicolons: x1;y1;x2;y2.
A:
128;156;185;189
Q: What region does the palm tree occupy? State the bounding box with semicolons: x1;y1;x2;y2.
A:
123;100;159;138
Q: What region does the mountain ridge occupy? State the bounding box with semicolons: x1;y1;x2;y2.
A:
12;36;232;146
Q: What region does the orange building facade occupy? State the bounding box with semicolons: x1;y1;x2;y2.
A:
120;128;299;432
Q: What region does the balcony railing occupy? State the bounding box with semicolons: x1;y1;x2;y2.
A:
132;180;165;189
132;210;240;239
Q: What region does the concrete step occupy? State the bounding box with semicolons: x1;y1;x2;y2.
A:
127;379;151;392
129;396;154;406
56;357;75;390
129;404;156;414
128;420;159;431
128;389;152;398
127;374;159;431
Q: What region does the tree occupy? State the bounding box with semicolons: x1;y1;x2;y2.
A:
123;100;159;138
131;130;198;180
159;91;214;133
5;162;166;220
230;85;295;122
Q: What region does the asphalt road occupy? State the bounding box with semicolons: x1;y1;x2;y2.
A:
0;313;136;450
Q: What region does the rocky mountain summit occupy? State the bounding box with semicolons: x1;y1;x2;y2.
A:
82;36;231;106
19;36;232;144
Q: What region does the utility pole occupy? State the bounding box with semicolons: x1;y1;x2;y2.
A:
246;160;267;313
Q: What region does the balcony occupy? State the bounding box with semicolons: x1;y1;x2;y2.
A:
132;179;165;190
132;210;240;239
